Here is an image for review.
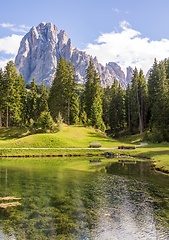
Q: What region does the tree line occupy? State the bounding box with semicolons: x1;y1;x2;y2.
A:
0;57;169;141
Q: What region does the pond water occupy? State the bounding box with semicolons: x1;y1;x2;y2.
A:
0;157;169;239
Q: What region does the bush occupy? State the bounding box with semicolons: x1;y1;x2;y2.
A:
151;129;163;143
143;129;164;143
56;112;63;131
37;111;55;131
29;118;36;133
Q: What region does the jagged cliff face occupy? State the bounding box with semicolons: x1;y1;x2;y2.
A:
15;22;129;88
126;66;134;84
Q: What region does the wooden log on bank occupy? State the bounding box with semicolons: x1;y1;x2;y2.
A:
118;145;136;149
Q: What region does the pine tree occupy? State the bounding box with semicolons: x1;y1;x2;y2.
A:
102;86;111;127
29;78;38;121
18;74;27;126
148;58;159;127
138;69;147;131
117;83;125;129
48;56;79;124
0;69;4;127
148;59;169;129
84;58;95;119
125;83;131;129
67;61;79;125
109;80;124;132
39;81;49;116
130;67;140;131
83;58;105;130
48;56;68;121
3;61;20;127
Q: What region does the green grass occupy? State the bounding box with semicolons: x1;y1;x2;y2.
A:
0;125;169;174
0;125;123;148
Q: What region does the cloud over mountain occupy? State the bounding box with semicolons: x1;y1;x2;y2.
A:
83;21;169;74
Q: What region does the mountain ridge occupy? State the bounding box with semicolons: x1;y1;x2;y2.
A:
15;22;133;88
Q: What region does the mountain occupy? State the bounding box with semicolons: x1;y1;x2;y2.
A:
15;22;130;88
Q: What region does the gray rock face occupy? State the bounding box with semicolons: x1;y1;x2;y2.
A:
15;22;130;88
126;66;134;85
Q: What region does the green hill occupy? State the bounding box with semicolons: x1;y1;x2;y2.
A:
0;125;121;148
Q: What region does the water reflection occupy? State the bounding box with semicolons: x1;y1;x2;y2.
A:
0;158;168;239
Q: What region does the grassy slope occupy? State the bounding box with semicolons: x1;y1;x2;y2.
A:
0;125;123;157
0;126;169;173
0;125;122;148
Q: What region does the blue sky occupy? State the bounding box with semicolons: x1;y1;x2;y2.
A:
1;0;169;74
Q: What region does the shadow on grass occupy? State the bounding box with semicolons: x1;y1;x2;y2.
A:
0;127;28;141
87;132;119;144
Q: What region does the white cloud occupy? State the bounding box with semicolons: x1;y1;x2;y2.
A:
19;24;31;31
0;34;23;55
10;27;27;33
0;23;14;28
83;20;169;75
112;8;120;13
0;22;30;33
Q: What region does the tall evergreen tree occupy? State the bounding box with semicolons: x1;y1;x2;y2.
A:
29;78;38;121
84;58;95;119
3;61;20;127
130;68;140;131
148;58;159;127
109;80;124;132
138;69;147;131
39;81;49;116
48;56;68;121
0;69;4;127
102;86;111;127
125;83;131;129
148;60;169;130
83;58;105;130
18;74;27;126
48;56;79;124
129;68;147;133
67;61;79;125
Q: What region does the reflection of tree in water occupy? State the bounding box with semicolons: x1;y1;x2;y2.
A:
0;160;169;239
0;163;100;239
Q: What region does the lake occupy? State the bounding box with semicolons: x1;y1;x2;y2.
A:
0;157;169;239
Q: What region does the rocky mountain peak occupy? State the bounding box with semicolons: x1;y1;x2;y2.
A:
15;22;132;88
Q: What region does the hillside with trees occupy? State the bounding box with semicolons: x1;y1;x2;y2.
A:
0;57;169;142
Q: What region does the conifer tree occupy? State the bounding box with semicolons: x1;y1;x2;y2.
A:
29;78;38;121
67;61;79;125
138;69;147;131
0;69;4;127
18;74;27;126
84;58;95;119
109;80;124;132
148;60;169;130
125;83;131;129
39;81;49;116
48;56;68;121
4;61;20;127
130;67;140;131
102;86;111;127
48;56;79;124
83;58;105;130
129;68;147;133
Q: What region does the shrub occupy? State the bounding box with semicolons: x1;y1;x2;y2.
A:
56;112;63;131
143;129;164;143
37;111;55;131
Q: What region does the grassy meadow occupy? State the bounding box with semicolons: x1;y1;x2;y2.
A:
0;125;169;174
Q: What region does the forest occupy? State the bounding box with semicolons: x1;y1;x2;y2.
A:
0;56;169;142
